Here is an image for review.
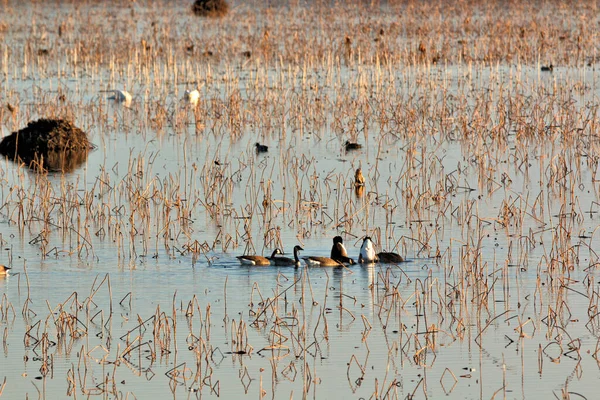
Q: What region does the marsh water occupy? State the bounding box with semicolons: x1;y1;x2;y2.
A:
2;1;600;399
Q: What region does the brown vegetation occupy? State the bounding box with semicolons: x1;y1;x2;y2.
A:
192;0;229;18
0;119;93;171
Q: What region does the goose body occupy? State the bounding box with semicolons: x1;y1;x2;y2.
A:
237;249;282;266
358;237;377;263
270;245;304;266
331;236;355;264
184;89;200;105
0;265;10;275
377;252;404;263
302;256;343;267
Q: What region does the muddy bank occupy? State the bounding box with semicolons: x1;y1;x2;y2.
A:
192;0;229;17
0;118;94;172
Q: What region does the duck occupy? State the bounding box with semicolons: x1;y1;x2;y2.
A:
236;249;282;266
255;143;269;153
0;265;10;275
330;236;356;264
345;141;362;151
377;251;404;263
270;245;304;266
302;255;344;267
358;236;377;263
541;64;554;72
354;168;365;187
183;89;200;105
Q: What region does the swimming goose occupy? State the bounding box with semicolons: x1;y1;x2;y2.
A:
0;265;10;275
377;252;404;263
270;245;304;266
331;236;355;264
302;255;344;267
358;236;377;263
237;249;282;266
184;89;200;105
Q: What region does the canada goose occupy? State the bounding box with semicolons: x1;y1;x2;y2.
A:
237;249;282;266
255;143;269;153
345;141;362;151
0;265;10;275
302;255;344;267
358;237;377;263
354;168;365;187
377;252;404;263
184;89;200;105
331;236;356;264
541;64;553;72
270;245;304;266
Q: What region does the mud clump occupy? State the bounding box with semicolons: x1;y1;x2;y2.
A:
192;0;229;17
0;118;94;172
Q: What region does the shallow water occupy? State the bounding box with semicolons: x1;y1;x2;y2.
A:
2;1;600;399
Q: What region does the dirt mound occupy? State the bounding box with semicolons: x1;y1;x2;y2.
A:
192;0;229;17
0;118;94;172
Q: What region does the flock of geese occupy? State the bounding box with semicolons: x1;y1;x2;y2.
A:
102;89;375;268
0;237;401;276
236;236;404;267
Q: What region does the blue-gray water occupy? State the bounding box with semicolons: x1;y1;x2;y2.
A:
2;1;600;399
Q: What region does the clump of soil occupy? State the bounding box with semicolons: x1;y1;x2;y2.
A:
0;118;94;172
192;0;229;17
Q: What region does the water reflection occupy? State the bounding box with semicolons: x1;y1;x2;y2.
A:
23;148;91;172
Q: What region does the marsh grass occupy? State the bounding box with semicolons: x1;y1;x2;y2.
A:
0;0;600;398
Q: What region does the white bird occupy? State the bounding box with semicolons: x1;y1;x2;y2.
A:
183;89;200;106
359;236;377;263
106;90;132;106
